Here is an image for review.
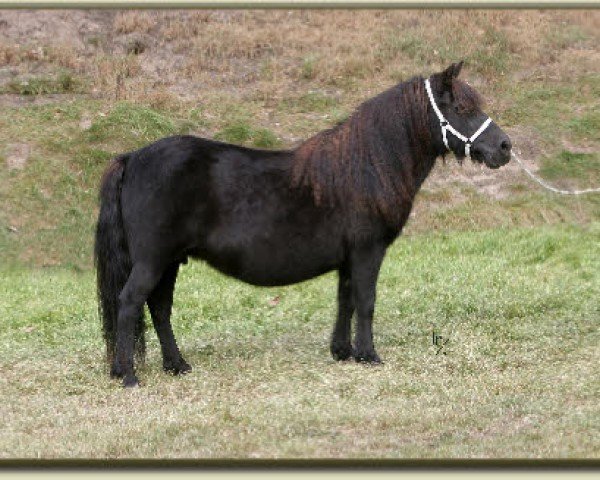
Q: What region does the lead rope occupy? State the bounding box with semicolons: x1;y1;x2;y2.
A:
511;150;600;195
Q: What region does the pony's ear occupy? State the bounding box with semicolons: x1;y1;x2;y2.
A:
441;61;464;87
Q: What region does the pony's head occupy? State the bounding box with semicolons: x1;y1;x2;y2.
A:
427;61;511;169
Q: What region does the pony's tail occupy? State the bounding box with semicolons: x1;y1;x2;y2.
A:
94;154;145;367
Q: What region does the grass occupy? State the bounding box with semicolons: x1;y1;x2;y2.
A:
0;100;204;268
539;151;600;183
498;74;599;141
4;72;81;95
279;91;339;113
567;111;600;141
214;118;282;148
0;224;598;458
85;102;184;145
545;24;590;50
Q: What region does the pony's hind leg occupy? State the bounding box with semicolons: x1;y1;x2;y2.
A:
147;262;191;376
330;262;354;361
112;262;163;387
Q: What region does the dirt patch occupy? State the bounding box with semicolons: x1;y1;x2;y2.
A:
5;143;31;170
0;10;115;49
79;114;92;131
560;138;598;155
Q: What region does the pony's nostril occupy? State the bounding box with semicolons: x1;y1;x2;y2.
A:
501;139;512;152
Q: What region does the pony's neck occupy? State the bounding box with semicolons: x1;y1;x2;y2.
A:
412;150;438;191
291;78;440;226
372;82;440;196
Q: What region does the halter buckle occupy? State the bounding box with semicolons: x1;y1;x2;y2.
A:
465;142;472;157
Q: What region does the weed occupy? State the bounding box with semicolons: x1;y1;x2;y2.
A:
252;128;281;148
300;55;319;80
214;119;253;144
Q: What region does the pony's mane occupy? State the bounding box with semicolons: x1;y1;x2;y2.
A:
290;76;434;226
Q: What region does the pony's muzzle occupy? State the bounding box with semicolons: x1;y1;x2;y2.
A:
472;134;512;169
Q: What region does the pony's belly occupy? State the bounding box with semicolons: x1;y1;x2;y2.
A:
194;229;343;287
236;251;339;286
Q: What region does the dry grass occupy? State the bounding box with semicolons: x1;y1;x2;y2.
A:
3;10;597;117
152;10;599;97
113;11;155;35
0;42;22;65
89;54;142;101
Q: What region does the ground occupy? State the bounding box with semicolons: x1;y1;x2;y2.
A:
0;9;598;459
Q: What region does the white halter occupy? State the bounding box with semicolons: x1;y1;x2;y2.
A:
424;78;492;159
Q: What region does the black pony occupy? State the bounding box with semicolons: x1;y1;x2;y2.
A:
95;62;511;387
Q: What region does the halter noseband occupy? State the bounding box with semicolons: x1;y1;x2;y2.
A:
424;78;492;159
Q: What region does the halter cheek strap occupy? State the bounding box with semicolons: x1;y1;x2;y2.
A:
424;78;492;159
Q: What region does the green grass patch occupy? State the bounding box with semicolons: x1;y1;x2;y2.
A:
501;84;576;130
85;102;184;146
408;187;600;236
468;27;511;76
279;91;339;113
375;33;430;65
567;111;600;140
4;72;82;95
0;100;209;269
499;74;599;151
0;224;598;457
214;118;282;148
539;150;600;182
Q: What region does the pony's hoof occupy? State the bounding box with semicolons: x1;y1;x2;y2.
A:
330;343;353;361
164;358;192;376
122;374;139;388
354;350;383;365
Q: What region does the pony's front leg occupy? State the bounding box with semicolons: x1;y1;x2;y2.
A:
330;261;354;361
350;244;386;364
